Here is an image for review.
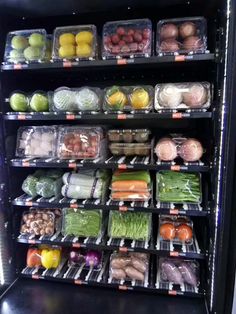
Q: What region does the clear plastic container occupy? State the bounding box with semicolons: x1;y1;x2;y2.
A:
109;143;151;156
52;25;97;61
26;246;61;269
155;82;211;111
62;208;102;238
16;126;58;158
159;258;199;287
108;129;150;143
4;29;47;64
155;135;204;162
102;19;152;59
9;90;49;112
50;86;102;112
159;215;193;244
156;17;207;56
20;210;55;237
104;85;153;113
57;126;103;159
44;35;53;61
108;211;151;241
109;252;149;283
68;249;103;270
156;171;202;204
111;191;151;201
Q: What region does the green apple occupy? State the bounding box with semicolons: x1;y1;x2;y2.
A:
10;93;28;112
29;33;45;48
11;35;28;50
30;93;49;112
9;50;24;63
24;46;42;61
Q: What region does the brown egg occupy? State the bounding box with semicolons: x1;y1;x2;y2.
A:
179;22;197;38
183;36;203;51
160;24;178;39
160;39;180;52
160;223;176;240
176;224;193;242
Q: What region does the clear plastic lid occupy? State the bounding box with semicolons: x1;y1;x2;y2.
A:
108;129;150;143
109;252;149;283
155;135;204;162
102;19;152;59
4;29;47;64
57;126;103;159
108;211;151;241
104;85;153;113
52;25;97;61
20;210;55;237
159;257;199;287
50;86;102;112
159;215;193;244
16;126;58;158
109;143;151;156
68;249;103;270
62;208;102;238
156;17;207;56
155;82;211;111
27;246;62;269
111;191;151;202
156;171;202;204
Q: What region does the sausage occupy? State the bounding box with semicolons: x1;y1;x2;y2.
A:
111;257;131;269
125;266;145;281
131;257;147;273
111;268;126;280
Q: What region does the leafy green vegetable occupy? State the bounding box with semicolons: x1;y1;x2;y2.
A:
36;176;62;198
109;211;151;241
63;209;102;237
22;175;38;197
157;171;201;203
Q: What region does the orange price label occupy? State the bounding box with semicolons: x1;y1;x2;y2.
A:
28;239;36;244
68;163;76;168
119;285;128;290
63;61;72;68
72;243;81;248
14;64;22;70
118;164;127;170
70;203;78;209
74;280;82;285
117;114;127;120
22;161;30;167
168;290;177;296
170;251;179;257
119;247;128;253
119;206;128;212
66;114;75;120
171;165;181;171
117;59;127;65
32;275;39;280
25;201;33;207
170;209;179;215
172;113;183;119
17;114;26;120
174;55;185;62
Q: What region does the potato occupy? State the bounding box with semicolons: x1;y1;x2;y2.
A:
131;257;147;273
125;266;145;281
111;257;131;269
111;268;126;280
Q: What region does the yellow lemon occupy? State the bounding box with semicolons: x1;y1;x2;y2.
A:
76;31;93;44
130;88;150;109
76;43;92;57
59;33;75;46
59;44;75;58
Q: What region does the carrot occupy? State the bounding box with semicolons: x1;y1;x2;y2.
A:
112;180;148;191
111;191;150;201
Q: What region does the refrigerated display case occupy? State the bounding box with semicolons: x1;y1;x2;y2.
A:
0;0;236;313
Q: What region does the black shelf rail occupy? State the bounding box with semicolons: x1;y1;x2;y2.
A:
16;234;204;260
1;54;215;71
4;111;212;121
10;157;210;172
12;194;209;217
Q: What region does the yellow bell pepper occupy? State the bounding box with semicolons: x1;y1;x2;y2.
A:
41;248;61;269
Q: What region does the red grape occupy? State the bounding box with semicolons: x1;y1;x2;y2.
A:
123;35;133;43
117;27;125;36
118;40;126;47
111;34;120;44
127;29;135;36
133;32;143;43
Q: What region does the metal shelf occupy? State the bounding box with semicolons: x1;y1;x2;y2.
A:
10;157;210;172
12;193;209;217
1;54;215;72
